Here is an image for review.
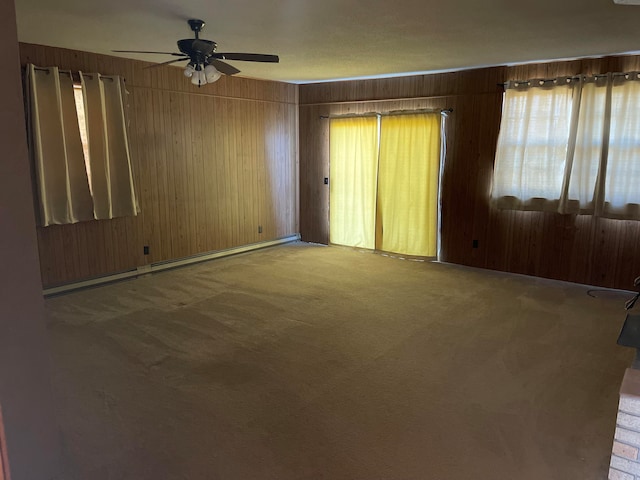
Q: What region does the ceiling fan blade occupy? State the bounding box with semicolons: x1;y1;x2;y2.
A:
213;53;279;63
209;59;241;76
113;50;187;57
144;58;189;69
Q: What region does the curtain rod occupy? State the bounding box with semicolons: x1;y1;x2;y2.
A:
27;66;118;82
319;108;452;120
498;71;640;88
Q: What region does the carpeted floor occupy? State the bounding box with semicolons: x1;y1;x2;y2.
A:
45;242;633;479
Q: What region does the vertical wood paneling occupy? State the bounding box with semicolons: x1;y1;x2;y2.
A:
20;43;298;288
299;54;640;290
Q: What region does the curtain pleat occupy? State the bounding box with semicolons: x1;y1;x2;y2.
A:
603;77;640;219
27;65;94;226
81;73;138;220
329;117;379;249
377;114;440;257
562;77;606;214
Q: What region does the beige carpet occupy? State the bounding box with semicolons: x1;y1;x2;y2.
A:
45;242;633;479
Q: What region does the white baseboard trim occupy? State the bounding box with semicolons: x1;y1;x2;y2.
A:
43;234;301;297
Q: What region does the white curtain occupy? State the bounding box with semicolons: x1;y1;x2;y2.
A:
27;65;94;226
492;79;574;212
561;76;607;214
80;72;138;219
603;75;640;219
493;73;640;220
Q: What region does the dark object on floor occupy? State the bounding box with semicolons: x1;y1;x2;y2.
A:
618;313;640;369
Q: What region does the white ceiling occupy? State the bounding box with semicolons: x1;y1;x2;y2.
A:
14;0;640;84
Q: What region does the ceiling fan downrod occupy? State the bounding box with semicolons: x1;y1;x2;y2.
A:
187;19;206;39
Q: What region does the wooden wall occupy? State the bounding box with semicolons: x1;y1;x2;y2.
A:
20;43;298;288
299;55;640;290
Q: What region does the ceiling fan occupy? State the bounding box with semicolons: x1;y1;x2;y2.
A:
113;19;279;86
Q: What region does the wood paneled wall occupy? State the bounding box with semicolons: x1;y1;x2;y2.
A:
20;43;298;288
299;55;640;290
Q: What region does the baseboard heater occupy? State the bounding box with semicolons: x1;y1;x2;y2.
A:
43;234;301;297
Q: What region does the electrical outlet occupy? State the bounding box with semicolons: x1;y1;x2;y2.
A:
258;225;263;234
324;177;329;185
143;245;150;255
472;240;479;249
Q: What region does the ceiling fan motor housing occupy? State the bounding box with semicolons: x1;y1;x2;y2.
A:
177;39;217;62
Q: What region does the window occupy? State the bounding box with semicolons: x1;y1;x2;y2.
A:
73;83;92;190
492;73;640;220
27;64;138;226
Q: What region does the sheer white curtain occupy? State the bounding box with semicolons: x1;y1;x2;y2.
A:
492;79;574;212
493;73;640;220
603;75;640;219
561;76;607;214
80;73;138;219
562;73;640;218
27;64;94;226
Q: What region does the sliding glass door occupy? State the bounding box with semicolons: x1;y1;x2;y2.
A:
329;112;441;257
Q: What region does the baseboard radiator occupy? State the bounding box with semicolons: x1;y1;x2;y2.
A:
43;234;301;297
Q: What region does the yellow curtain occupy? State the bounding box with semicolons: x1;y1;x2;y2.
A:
329;116;379;249
377;113;440;256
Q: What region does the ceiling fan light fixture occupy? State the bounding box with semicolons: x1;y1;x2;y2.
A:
191;68;207;86
204;64;222;83
184;63;195;78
